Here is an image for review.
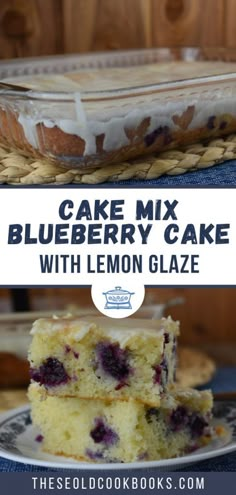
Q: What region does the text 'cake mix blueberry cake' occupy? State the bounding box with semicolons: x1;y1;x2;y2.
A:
28;316;179;406
29;383;213;463
2;61;236;167
28;315;215;463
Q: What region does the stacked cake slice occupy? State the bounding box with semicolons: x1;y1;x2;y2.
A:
28;315;213;463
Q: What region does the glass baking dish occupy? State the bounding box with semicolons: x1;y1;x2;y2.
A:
1;47;236;168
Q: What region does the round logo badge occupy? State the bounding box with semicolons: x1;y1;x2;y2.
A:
91;278;145;318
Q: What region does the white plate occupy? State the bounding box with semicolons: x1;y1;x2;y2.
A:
0;401;235;471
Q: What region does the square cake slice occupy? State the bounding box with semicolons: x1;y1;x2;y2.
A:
29;384;213;463
28;316;179;406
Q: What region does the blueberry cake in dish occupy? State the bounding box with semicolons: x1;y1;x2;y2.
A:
1;61;236;167
29;383;213;463
28;316;179;406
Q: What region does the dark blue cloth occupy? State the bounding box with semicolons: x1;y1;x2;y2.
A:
198;367;236;394
0;367;235;472
108;160;236;187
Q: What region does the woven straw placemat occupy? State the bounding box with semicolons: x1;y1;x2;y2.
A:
0;389;27;413
1;134;236;184
177;347;216;388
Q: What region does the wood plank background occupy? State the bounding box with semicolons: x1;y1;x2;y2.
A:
0;0;235;59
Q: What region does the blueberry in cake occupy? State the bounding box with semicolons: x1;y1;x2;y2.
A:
29;384;213;463
28;314;217;463
29;316;179;406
